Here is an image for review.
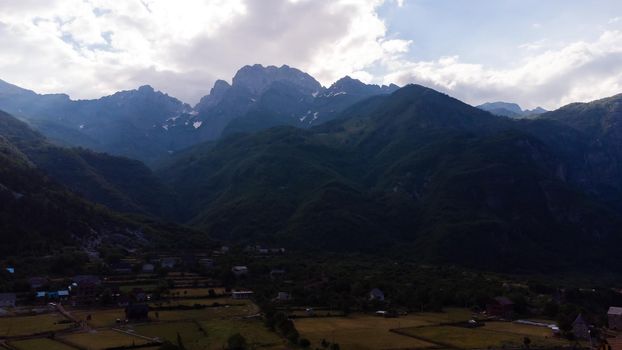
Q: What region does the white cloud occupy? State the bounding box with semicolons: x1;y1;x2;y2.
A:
0;0;620;110
0;0;407;104
383;30;622;109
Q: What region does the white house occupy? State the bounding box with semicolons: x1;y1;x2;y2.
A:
161;258;178;269
608;306;622;330
142;263;155;273
232;266;248;276
370;288;385;301
276;292;291;301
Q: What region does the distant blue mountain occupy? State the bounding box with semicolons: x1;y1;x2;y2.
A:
478;101;547;118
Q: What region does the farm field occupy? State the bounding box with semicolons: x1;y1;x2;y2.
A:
73;308;125;328
0;313;73;337
153;297;244;307
133;321;208;349
166;287;226;297
294;314;440;350
483;321;558;338
133;318;284;350
396;324;570;349
152;303;258;322
60;329;153;349
118;283;158;293
290;309;345;317
9;338;76;350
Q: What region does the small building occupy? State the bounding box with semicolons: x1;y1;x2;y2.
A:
142;263;155;273
72;275;102;286
125;303;149;321
111;262;133;274
199;259;214;269
117;295;130;308
57;290;69;300
486;297;514;318
370;288;385;302
5;267;14;274
375;310;397;318
28;277;49;290
608;307;622;330
232;290;254;299
160;257;178;269
276;292;291;301
232;266;248;276
0;293;16;307
72;275;101;304
131;288;147;302
572;313;590;340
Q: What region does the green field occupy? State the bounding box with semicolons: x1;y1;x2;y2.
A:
396;324;570;349
294;314;439;350
293;309;563;350
133;318;283;350
61;329;152;350
9;338;76;350
200;318;283;349
119;283;158;293
73;308;125;328
152;300;259;322
0;313;73;337
166;287;226;297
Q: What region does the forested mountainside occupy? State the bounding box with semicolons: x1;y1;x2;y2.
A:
156;85;622;272
0;110;178;219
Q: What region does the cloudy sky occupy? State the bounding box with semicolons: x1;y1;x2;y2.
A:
0;0;621;109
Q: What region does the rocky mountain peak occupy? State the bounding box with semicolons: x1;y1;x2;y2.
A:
232;64;322;95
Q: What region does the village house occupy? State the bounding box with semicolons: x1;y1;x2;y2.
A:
486;297;515;319
0;293;16;307
39;290;69;301
572;314;591;340
142;263;155;273
117;295;130;308
232;266;249;276
276;292;291;301
199;258;214;269
111;262;133;274
232;290;254;299
608;307;622;330
73;275;102;286
369;288;385;302
72;275;101;304
28;277;49;290
160;257;178;269
131;288;147;302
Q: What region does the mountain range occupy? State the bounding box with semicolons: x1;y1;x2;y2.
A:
2;64;622;273
0;65;398;164
478;101;547;118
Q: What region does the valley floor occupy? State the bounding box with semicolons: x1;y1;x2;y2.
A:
0;301;593;350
